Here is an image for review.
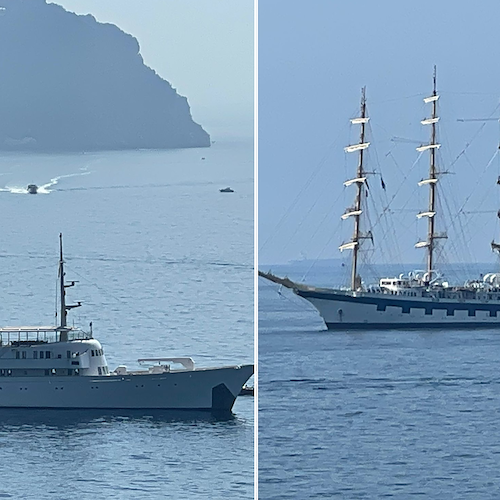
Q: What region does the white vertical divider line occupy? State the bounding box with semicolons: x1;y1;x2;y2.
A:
253;0;259;498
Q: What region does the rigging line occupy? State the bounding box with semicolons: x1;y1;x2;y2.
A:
300;209;343;270
300;229;340;284
258;277;299;307
369;127;404;263
259;123;350;254
450;102;500;169
369;92;426;105
279;173;339;257
437;173;475;267
370;151;425;230
67;267;172;331
441;90;500;96
457;149;499;214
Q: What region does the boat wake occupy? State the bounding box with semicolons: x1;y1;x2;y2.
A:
0;168;91;194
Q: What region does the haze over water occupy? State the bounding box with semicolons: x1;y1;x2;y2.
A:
0;139;254;499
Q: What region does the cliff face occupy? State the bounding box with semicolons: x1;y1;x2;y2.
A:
0;0;210;151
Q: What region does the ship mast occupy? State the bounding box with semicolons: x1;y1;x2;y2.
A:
340;87;370;290
59;233;66;328
492;147;500;255
415;66;446;282
58;233;81;338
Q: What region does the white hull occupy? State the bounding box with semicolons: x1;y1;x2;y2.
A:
297;289;500;329
0;365;253;411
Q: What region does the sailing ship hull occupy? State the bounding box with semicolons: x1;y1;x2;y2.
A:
0;364;253;412
297;288;500;329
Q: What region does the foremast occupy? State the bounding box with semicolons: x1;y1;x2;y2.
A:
415;66;446;282
340;87;371;291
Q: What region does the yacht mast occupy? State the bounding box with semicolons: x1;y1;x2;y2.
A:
59;233;66;328
341;87;370;290
58;233;81;336
416;66;444;281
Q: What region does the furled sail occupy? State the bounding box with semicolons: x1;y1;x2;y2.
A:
344;142;370;153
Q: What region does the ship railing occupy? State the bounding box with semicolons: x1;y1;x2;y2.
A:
0;327;91;346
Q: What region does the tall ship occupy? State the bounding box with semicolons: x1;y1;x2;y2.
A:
0;235;253;410
260;68;500;329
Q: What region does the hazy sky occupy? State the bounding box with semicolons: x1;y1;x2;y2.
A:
259;0;500;269
52;0;254;140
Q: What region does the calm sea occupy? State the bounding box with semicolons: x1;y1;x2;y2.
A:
0;139;254;499
259;262;500;499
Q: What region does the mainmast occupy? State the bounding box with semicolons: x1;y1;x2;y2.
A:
340;87;370;290
415;66;446;282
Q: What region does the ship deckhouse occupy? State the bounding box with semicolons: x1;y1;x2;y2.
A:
0;327;109;377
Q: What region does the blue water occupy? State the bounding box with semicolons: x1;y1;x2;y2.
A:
259;263;500;499
0;140;254;499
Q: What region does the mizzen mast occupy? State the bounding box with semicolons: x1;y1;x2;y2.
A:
341;87;370;290
415;66;445;281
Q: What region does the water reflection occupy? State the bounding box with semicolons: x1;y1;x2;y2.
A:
0;408;238;430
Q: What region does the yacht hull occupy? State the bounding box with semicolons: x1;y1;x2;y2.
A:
296;288;500;329
0;364;253;412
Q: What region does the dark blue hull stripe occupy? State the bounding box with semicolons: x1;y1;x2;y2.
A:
296;289;500;316
326;322;500;330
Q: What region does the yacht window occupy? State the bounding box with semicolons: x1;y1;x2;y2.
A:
22;351;26;359
57;354;61;359
40;351;44;359
98;367;102;375
33;351;38;359
7;370;12;376
44;369;49;376
46;351;51;359
15;351;20;359
91;350;95;356
67;351;71;359
0;370;5;376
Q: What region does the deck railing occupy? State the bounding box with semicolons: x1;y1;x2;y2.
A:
0;328;91;346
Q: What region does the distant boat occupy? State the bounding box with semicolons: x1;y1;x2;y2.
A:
220;187;234;193
27;184;38;194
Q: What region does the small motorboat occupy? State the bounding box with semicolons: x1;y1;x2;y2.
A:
27;184;38;194
220;187;234;193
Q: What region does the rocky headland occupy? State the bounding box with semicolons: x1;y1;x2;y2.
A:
0;0;210;151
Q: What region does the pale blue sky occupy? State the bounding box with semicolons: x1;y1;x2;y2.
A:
52;0;254;140
259;0;500;268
